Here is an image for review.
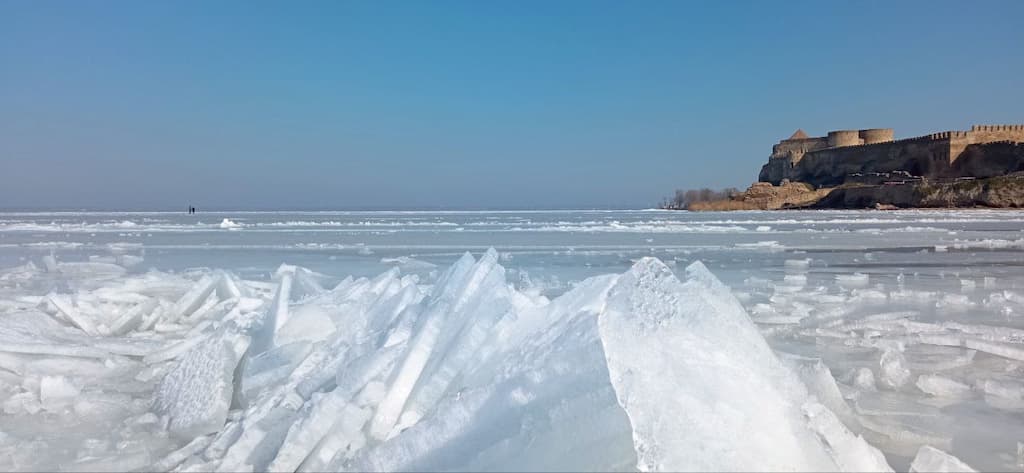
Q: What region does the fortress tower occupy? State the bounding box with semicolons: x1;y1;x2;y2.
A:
758;125;1024;186
860;129;894;144
761;127;895;184
827;130;861;148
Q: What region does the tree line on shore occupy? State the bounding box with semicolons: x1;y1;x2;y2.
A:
660;187;740;210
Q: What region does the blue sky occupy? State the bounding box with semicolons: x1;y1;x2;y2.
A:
1;0;1022;210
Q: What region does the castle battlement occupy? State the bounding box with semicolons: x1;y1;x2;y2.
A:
972;125;1024;132
759;124;1024;186
926;131;970;140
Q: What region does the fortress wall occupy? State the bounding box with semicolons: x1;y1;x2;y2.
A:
827;130;862;148
928;131;969;140
758;156;791;184
772;137;829;157
791;138;953;187
967;125;1024;144
951;141;1024;178
759;125;1024;186
948;133;971;164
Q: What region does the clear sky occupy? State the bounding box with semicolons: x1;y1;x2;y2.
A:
1;0;1022;210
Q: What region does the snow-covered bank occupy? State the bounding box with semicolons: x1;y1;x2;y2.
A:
0;250;924;472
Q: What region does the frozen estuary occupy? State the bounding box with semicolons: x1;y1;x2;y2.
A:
2;209;1023;471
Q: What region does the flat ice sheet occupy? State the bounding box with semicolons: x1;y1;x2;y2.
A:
2;209;1024;471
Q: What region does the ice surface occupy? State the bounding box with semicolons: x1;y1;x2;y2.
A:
6;209;1024;471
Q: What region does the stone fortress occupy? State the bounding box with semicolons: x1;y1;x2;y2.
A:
759;125;1024;186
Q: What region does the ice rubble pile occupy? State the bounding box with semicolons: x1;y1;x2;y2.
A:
739;258;1024;470
1;250;970;472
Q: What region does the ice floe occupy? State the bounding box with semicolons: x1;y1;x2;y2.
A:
0;250;899;471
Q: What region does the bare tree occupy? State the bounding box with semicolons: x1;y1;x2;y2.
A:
661;186;741;209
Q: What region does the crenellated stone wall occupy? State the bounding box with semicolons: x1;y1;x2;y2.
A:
759;125;1024;186
967;125;1024;143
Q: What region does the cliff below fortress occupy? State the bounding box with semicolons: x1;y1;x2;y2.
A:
720;125;1024;210
812;173;1024;209
687;182;831;211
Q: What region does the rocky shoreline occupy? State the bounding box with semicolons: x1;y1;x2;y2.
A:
685;173;1024;211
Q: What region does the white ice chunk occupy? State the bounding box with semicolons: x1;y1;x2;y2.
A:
151;435;213;471
249;269;293;355
170;276;219;322
978;378;1024;401
143;333;208;365
237;341;312;406
108;298;158;335
154;330;251;439
42;254;59;273
879;347;911;390
39;375;80;410
782;354;857;427
916;374;973;398
785;258;811;269
3;391;41;414
268;391;370;472
598;258;885;471
802;402;893;472
291;267;326;300
381;256;437;270
216;272;243;299
275;304;336;347
855;368;878;391
300;403;373;472
836;273;869;287
47;293;98;335
909;445;977;472
400;249;513;428
215;406;297;472
60;450;152;472
368;252;478;440
964;338;1024;362
118;254;145;267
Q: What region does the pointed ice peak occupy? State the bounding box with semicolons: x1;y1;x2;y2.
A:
685;260;730;294
274;264;297;278
608;257;683;330
481;247;500;261
683;260;711;280
627;256;674;279
599;257;875;471
369;267;402;293
432;251;478;296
